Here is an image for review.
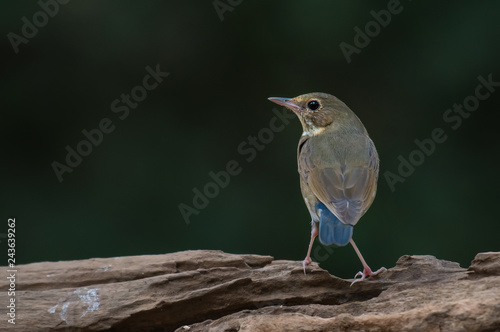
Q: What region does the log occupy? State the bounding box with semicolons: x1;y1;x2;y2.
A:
1;250;499;331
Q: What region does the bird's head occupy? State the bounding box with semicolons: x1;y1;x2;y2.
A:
268;92;357;137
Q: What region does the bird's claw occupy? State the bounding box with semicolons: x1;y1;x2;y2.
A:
350;271;367;286
350;267;387;286
302;257;312;275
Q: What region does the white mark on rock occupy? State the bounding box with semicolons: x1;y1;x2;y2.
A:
60;302;70;322
47;287;100;323
47;273;55;277
76;287;100;318
96;264;110;272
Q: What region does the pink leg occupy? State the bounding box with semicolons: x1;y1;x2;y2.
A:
350;238;386;286
302;223;319;275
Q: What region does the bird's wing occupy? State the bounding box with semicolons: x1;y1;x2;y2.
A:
298;135;379;226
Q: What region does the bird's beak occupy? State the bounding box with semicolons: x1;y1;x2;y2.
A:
268;97;301;114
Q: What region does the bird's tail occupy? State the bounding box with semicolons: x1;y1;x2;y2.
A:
316;202;353;247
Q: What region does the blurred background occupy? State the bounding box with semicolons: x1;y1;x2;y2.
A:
1;1;499;279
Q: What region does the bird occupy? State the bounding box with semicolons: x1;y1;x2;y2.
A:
268;92;386;285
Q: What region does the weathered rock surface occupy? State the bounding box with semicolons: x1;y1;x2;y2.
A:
0;251;499;332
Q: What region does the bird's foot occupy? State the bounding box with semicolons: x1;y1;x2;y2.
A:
350;266;387;286
302;257;312;275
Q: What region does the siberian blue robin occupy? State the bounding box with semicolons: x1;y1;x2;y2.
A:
268;93;386;284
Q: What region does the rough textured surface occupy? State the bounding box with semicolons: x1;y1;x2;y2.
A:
1;251;499;332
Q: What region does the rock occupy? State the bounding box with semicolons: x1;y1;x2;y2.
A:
0;250;499;331
468;251;500;277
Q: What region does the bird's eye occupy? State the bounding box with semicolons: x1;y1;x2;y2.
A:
307;100;320;111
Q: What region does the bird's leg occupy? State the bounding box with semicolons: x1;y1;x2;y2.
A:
302;223;319;275
349;238;386;286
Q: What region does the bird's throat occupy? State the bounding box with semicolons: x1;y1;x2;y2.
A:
302;125;326;137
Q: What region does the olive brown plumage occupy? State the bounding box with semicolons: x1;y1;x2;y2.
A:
268;92;386;285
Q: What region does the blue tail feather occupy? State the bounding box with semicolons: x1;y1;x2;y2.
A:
316;202;353;247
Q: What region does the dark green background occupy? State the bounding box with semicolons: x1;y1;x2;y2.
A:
2;1;499;278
